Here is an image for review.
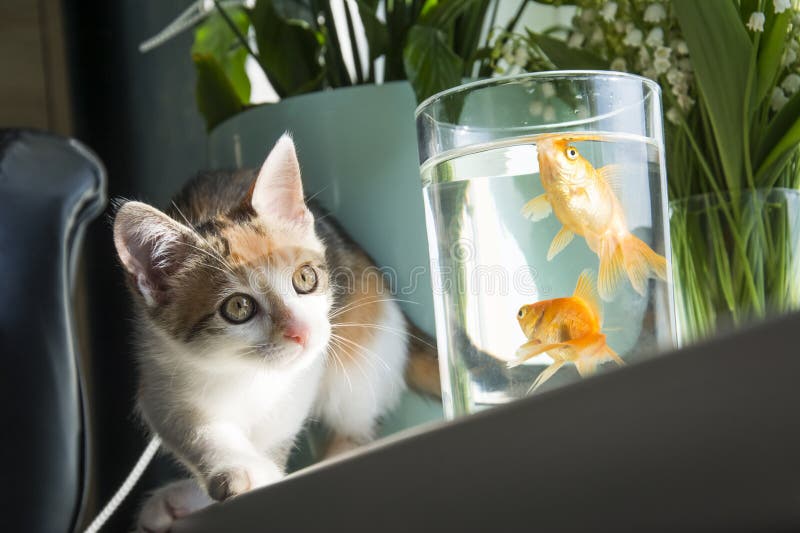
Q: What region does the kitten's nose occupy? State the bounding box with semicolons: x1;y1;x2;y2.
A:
283;321;309;347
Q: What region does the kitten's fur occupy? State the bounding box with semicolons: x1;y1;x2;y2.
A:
113;135;439;532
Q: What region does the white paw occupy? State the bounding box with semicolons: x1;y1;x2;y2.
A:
206;459;284;501
137;479;212;533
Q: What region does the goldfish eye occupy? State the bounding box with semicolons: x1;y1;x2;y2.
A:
517;308;526;319
566;146;579;160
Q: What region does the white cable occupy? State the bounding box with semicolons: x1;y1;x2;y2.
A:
82;436;162;533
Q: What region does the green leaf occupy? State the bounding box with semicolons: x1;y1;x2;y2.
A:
250;0;324;97
403;24;463;102
674;0;752;191
355;0;389;62
193;53;245;131
527;31;606;70
192;9;251;103
756;90;800;181
755;9;791;106
419;0;481;27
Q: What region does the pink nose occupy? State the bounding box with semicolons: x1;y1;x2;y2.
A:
283;321;309;347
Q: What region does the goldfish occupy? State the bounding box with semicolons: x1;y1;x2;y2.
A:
522;134;667;300
508;269;623;392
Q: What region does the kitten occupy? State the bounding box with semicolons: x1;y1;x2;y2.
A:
113;134;439;532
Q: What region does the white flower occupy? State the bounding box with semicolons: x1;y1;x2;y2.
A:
654;57;671;74
666;107;682;125
771;87;789;111
514;46;530;66
782;47;797;66
638;47;652;68
614;20;626;34
568;32;586;49
666;68;684;85
781;73;800;94
590;27;605;45
646;27;664;47
773;0;791;14
581;8;596;23
624;29;643;47
601;2;618;22
655;46;672;59
677;93;695;111
542;82;556;98
747;12;766;32
642;68;658;80
610;57;627;71
673;39;689;56
529;100;544;116
542;105;556;122
644;3;667;23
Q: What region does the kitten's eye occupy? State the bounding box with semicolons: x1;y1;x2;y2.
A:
293;264;318;294
566;146;579;160
220;293;257;324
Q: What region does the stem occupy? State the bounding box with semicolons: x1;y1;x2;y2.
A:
212;0;258;59
343;0;365;84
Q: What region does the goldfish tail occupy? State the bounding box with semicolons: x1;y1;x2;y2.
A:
527;360;566;394
598;239;625;301
620;233;668;296
568;333;622;378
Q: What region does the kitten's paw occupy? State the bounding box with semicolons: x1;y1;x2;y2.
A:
137;479;211;533
206;461;283;501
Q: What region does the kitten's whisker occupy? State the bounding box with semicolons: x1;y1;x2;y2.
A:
304;186;328;203
326;342;353;393
170;201;237;274
173;240;235;276
328;337;377;407
332;323;436;349
328;297;419;319
329;333;392;373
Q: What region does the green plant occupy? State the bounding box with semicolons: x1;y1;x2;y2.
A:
496;0;800;340
189;0;508;130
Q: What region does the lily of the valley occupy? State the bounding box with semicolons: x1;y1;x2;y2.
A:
747;11;766;32
773;0;791;14
600;2;618;22
644;3;666;23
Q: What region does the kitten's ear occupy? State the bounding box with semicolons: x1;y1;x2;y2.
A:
251;134;312;225
113;201;197;307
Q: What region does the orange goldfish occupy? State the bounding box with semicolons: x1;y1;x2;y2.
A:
522;134;667;300
508;269;623;392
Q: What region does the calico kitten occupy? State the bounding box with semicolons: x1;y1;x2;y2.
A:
113;134;439;532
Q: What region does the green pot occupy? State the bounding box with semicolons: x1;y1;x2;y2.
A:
208;82;443;447
669;188;800;344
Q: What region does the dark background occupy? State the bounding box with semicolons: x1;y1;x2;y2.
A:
65;1;207;529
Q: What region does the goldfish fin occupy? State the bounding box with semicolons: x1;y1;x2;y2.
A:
508;341;567;368
546;227;575;261
572;269;603;325
598;240;625;301
527;360;566;393
568;333;620;378
597;164;624;198
574;358;600;378
620;233;668;296
521;194;552;221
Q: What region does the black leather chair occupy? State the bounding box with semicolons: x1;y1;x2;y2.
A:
0;129;106;533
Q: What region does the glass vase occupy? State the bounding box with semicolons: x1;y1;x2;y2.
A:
669;188;800;344
416;72;677;418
